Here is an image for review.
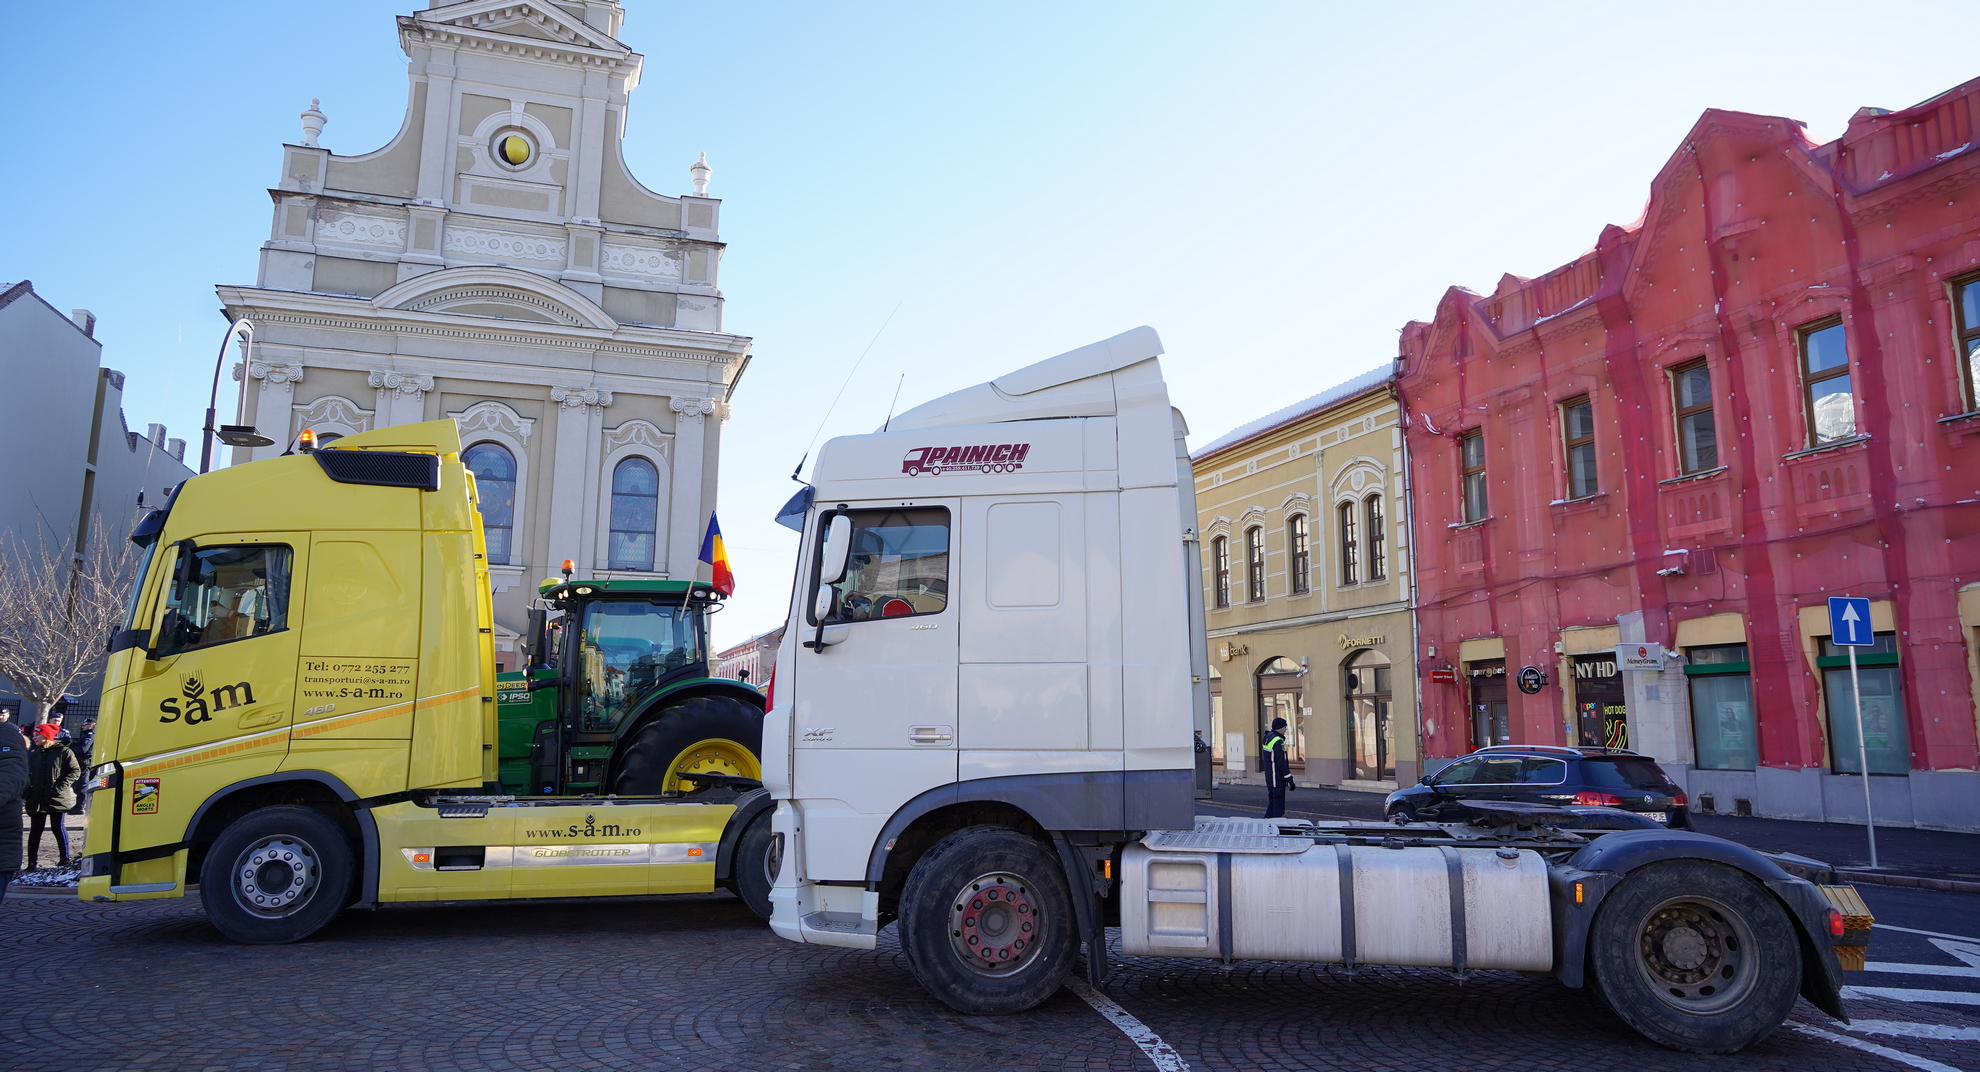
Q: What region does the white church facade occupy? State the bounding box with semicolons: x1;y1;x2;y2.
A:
216;0;749;662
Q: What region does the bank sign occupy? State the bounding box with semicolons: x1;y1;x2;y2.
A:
1615;643;1666;672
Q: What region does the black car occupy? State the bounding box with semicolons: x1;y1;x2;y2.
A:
1386;746;1691;828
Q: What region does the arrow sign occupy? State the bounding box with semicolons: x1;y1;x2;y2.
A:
1829;596;1873;647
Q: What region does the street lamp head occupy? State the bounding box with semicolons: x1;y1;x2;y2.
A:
216;424;275;448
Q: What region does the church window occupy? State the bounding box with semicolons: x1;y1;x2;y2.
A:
464;442;518;565
610;458;660;571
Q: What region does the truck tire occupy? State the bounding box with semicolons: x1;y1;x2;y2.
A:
897;826;1076;1015
1587;860;1801;1054
198;806;354;945
730;811;778;920
613;695;763;796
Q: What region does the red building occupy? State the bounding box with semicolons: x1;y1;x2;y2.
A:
1398;77;1980;831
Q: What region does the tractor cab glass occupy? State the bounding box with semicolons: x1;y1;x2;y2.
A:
577;600;702;731
156;545;293;656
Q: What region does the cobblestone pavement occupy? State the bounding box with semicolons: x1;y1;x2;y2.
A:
6;885;1980;1072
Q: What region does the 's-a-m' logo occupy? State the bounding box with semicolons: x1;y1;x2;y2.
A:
159;674;256;725
902;442;1031;475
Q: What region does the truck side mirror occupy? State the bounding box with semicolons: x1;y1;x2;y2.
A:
813;583;838;622
169;540;198;600
524;607;547;668
819;514;853;585
149;609;181;660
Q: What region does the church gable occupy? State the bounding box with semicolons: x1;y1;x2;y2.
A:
373;267;617;330
419;0;627;55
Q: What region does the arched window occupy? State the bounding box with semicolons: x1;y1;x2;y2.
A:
1212;536;1231;608
1244;526;1265;603
464;442;517;564
609;457;659;571
1257;655;1304;765
1338;502;1358;585
1365;495;1386;581
1287;514;1309;594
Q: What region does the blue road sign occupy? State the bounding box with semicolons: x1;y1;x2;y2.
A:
1829;596;1874;646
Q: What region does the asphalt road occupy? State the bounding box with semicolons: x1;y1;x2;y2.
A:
5;869;1979;1072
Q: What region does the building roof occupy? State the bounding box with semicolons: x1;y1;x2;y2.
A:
1191;365;1393;461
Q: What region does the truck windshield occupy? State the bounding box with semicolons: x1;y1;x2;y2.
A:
578;600;701;731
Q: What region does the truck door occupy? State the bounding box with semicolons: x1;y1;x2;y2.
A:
119;538;306;818
789;502;958;882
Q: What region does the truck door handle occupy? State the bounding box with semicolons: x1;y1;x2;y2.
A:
908;726;953;743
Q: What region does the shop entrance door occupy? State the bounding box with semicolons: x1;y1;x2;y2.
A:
1572;653;1627;749
1469;659;1508;748
1347;649;1393;781
1256;657;1305;768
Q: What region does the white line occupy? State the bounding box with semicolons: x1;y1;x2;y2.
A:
1879;924;1980;944
1864;962;1980;980
1791;1024;1968;1072
1850;1020;1980;1043
1067;978;1192;1072
1846;985;1980;1006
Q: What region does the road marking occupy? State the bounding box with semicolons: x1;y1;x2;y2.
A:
1067;978;1191;1072
1863;962;1980;980
1849;1021;1980;1043
1792;1024;1967;1072
1878;924;1980;944
1846;985;1980;1006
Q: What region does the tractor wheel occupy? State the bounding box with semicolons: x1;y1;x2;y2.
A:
1587;860;1801;1054
731;811;779;920
897;826;1076;1015
612;695;763;796
198;806;354;945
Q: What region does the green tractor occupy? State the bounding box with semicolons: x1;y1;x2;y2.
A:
495;576;765;799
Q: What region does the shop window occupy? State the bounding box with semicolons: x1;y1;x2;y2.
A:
1672;360;1717;474
1460;430;1487;521
1572;651;1627;749
1686;643;1756;771
464;441;517;565
1364;495;1386;580
1287;514;1309;594
1800;319;1855;444
1337;502;1358;584
1212;535;1230;608
1468;658;1508;749
1561;395;1597;499
1817;632;1909;775
1953;275;1980;412
1245;526;1265;603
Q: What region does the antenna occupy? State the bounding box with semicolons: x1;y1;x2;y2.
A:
795;301;902;480
882;373;906;432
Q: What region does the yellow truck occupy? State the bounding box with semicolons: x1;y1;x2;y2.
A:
78;420;776;943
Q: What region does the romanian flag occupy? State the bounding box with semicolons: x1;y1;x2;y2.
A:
700;513;735;595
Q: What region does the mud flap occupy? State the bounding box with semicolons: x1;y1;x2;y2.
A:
1053;837;1109;989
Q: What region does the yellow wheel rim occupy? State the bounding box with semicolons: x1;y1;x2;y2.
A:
666;738;760;794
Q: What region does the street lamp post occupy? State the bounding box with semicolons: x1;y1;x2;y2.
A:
199;318;274;473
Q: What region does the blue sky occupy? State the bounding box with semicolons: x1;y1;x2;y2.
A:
3;1;1973;646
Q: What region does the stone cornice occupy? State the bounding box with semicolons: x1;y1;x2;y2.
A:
214;284;751;361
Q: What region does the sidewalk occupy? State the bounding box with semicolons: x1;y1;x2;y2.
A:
1199;781;1980;893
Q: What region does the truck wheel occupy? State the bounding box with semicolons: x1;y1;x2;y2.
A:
1587;860;1801;1054
198;806;354;945
730;811;778;921
898;826;1076;1015
613;696;763;796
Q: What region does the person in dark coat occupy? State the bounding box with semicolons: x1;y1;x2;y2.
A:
1262;716;1292;819
68;719;95;816
24;723;80;869
0;719;27;902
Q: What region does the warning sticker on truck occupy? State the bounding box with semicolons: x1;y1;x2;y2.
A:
300;659;417;706
131;778;160;815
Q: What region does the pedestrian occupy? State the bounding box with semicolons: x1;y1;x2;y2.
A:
24;722;80;870
1263;716;1291;819
0;718;24;904
69;719;96;817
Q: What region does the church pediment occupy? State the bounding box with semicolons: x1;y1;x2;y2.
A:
372;266;617;330
415;0;627;55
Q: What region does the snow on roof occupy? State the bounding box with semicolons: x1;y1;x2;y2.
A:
1191;365;1393;461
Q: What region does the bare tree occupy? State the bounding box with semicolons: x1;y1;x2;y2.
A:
0;521;145;724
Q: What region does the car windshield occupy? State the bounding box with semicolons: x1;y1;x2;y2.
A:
1580;757;1672;790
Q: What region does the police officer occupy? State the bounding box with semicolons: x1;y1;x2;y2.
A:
1262;716;1292;818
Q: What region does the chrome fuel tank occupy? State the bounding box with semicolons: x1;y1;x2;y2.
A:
1120;818;1552;971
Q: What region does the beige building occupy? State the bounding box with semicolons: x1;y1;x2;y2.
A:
1192;368;1418;789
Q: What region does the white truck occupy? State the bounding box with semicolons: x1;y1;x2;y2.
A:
760;328;1867;1054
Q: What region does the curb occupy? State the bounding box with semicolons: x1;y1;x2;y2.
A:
1834;869;1980;895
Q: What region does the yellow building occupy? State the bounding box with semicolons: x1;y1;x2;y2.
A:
1192;368;1418;789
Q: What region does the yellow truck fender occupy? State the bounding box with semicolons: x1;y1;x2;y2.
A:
715;788;774;882
179;770;384;908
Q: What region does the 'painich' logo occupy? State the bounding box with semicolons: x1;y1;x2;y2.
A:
901;443;1030;475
